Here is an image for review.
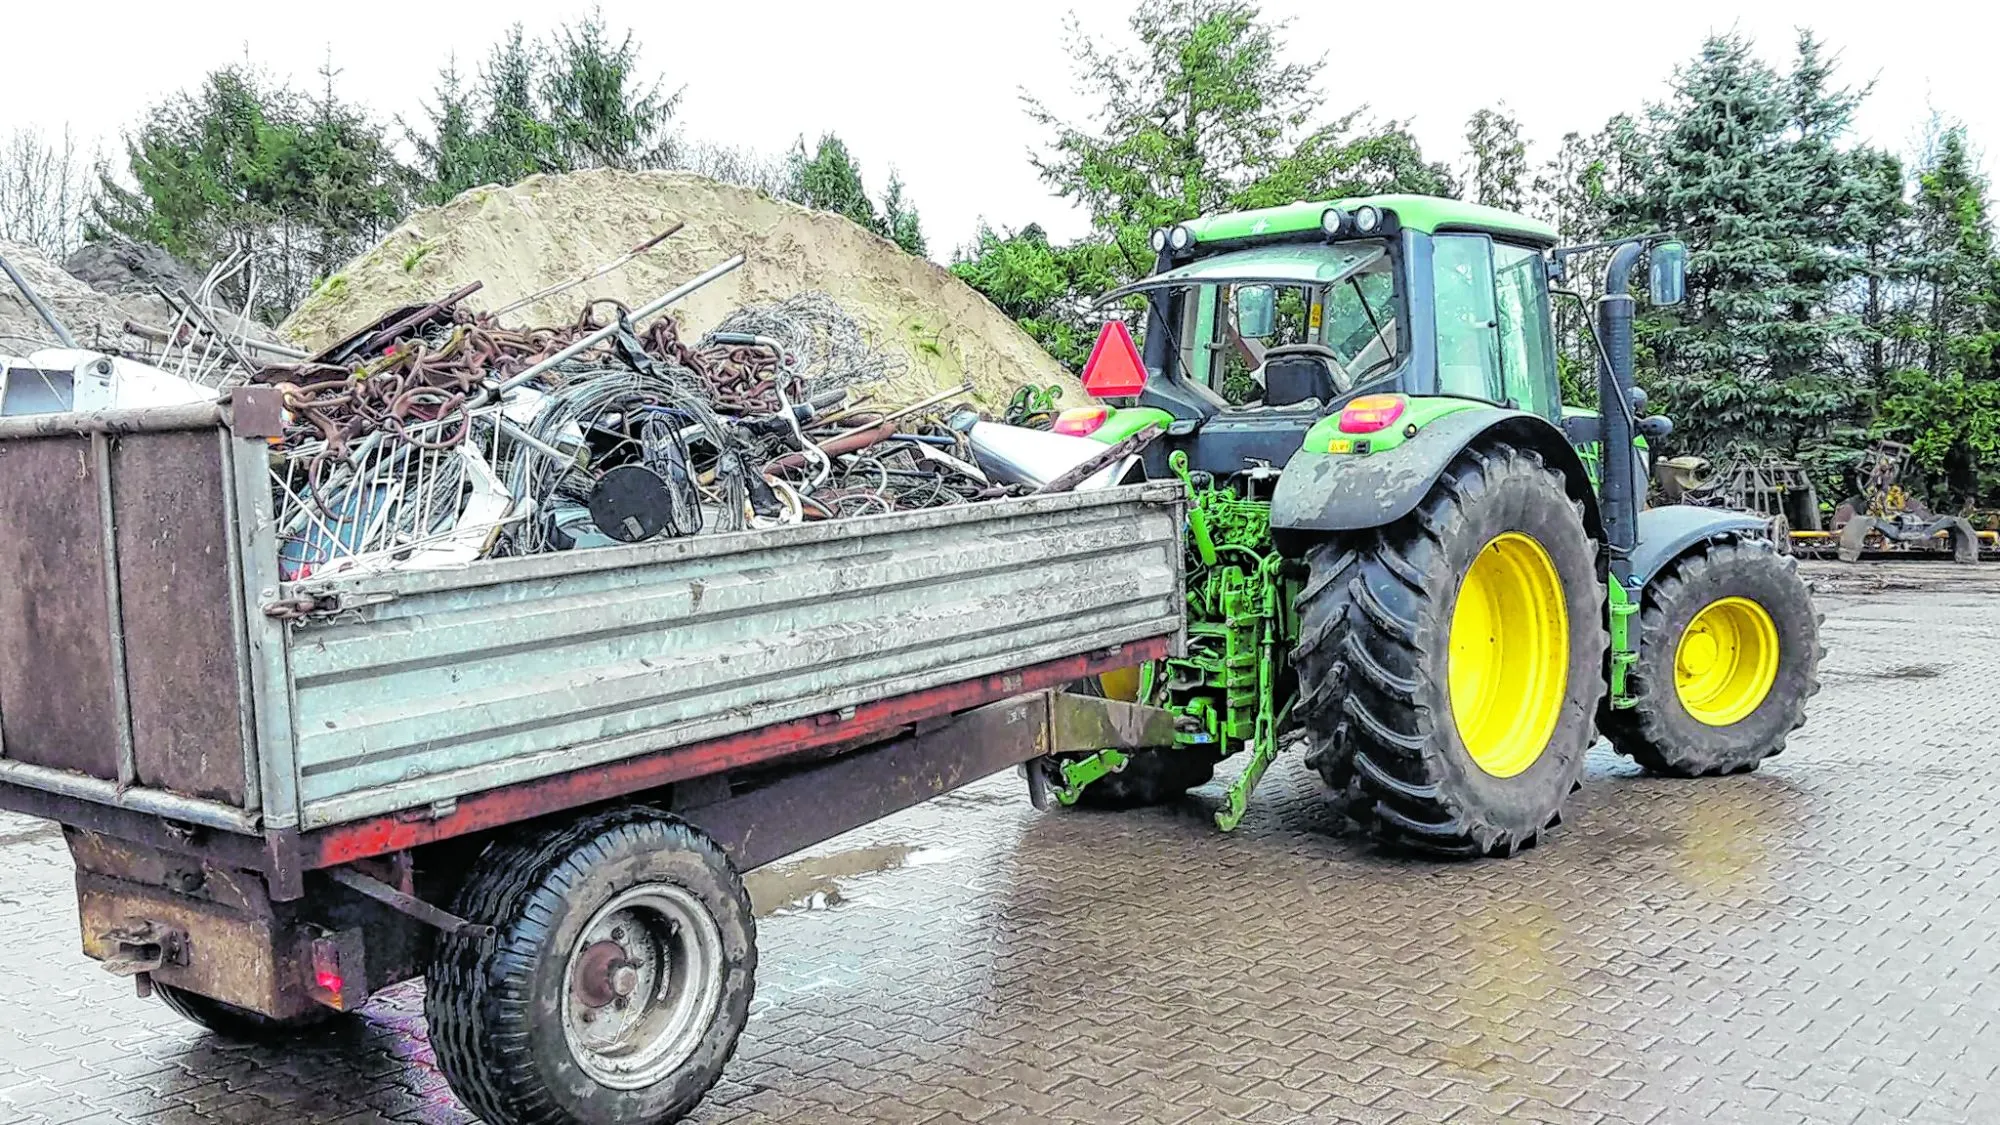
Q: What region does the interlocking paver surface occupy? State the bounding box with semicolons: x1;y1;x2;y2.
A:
1;563;1995;1124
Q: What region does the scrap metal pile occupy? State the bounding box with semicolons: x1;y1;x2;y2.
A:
251;265;1085;581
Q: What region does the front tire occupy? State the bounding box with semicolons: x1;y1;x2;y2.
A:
1300;441;1607;858
426;808;755;1125
1062;671;1216;808
1602;538;1821;776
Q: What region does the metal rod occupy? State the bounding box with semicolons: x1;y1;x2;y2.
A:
170;286;261;379
0;247;77;348
123;320;311;359
492;223;685;318
494;413;579;464
350;281;483;360
328;867;494;937
496;254;747;394
0;400;226;439
93;432;138;791
0;758;257;833
806;382;974;453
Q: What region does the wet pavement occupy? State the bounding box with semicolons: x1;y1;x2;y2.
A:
2;562;1997;1124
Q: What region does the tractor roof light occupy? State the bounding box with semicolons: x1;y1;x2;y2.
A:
1320;208;1348;237
1338;393;1407;434
1168;224;1195;251
1150;228;1169;253
1351;205;1383;233
1052;405;1109;436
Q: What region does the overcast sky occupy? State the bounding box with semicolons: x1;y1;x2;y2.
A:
8;1;1996;260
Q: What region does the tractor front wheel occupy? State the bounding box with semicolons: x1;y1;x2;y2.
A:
1061;670;1216;808
1601;538;1821;776
1302;441;1607;858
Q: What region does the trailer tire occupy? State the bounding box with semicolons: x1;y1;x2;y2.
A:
154;982;336;1038
426;808;755;1125
1602;537;1822;776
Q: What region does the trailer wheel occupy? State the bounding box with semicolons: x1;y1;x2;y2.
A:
154;982;335;1038
1602;537;1822;776
426;809;755;1125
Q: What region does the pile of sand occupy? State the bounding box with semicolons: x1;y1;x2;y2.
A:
0;238;173;354
281;169;1081;412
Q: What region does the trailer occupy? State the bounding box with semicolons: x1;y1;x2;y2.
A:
0;389;1187;1125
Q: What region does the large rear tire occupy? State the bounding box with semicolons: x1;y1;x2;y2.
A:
1294;540;1361;792
426;808;755;1125
1601;538;1821;776
1300;441;1607;858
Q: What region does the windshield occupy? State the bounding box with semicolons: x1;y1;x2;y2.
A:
1153;244;1399;406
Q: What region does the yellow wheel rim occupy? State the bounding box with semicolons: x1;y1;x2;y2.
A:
1449;532;1570;778
1674;597;1779;726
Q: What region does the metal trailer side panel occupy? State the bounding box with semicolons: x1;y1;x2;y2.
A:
282;484;1185;829
0;408;270;832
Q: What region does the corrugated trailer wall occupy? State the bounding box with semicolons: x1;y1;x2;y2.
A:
285;484;1185;828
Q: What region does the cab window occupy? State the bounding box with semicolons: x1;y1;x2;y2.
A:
1191;247;1402;406
1431;234;1503;402
1493;242;1558;419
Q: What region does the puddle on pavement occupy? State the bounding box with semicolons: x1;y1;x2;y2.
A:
745;844;923;916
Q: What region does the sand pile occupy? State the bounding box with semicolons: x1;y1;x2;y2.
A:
0;238;174;353
281;169;1081;412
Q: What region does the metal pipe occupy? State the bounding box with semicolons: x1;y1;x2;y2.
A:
0;758;257;833
0;247;77;348
1597;241;1645;579
496;254;747;394
0;400;226;439
123;320;310;359
93;432;138;790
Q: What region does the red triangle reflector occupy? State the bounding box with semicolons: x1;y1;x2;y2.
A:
1081;321;1148;397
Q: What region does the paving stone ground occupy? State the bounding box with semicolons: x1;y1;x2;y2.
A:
0;562;1995;1124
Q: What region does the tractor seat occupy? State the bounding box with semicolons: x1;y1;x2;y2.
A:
1261;344;1341;407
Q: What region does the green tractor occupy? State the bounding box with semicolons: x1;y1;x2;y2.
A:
1024;194;1822;857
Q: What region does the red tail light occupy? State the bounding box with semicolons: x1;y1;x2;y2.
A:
1081;321;1148;397
1338;394;1406;434
1052;405;1109;436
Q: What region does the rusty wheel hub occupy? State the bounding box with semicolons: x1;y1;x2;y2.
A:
571;939;638;1009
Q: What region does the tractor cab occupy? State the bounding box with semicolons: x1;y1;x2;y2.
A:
1093;195;1565;420
1078;195;1580;483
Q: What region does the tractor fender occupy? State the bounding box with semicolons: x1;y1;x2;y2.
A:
1629;505;1767;588
1269;407;1602;556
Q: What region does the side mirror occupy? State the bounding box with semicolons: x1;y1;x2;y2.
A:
1648;241;1687;306
1234;285;1276;339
